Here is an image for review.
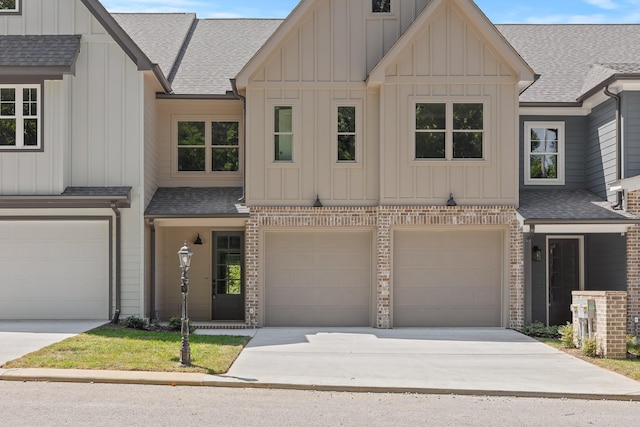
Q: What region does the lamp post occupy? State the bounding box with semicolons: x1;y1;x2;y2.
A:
178;241;193;367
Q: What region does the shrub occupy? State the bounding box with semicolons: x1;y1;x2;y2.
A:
521;322;560;339
558;323;575;348
627;335;640;356
125;316;146;330
582;337;598;357
168;316;195;333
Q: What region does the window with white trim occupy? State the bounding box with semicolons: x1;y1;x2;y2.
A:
337;106;357;162
524;122;565;185
274;106;293;162
176;119;240;173
0;0;20;13
0;85;40;150
415;102;484;160
372;0;391;13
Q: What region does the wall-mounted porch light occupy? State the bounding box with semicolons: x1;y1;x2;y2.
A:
532;245;542;262
193;233;203;245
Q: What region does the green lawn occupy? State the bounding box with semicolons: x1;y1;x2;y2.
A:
537;337;640;382
1;325;251;375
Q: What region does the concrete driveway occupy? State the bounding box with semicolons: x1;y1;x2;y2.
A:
224;328;640;398
0;320;106;366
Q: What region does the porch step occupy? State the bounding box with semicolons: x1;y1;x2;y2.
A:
191;322;252;329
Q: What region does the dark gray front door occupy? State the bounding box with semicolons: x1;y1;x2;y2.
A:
212;232;244;321
548;239;580;326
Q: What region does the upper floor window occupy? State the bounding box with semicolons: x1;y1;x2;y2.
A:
337;106;356;162
372;0;391;13
274;106;293;162
524;122;565;185
415;102;484;160
0;0;20;13
177;120;240;173
0;85;40;150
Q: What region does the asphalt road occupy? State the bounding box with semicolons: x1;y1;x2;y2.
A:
0;381;639;426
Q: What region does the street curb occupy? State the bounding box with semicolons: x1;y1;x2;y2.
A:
2;368;640;402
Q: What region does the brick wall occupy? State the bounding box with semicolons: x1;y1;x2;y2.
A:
625;190;640;334
246;206;524;329
572;291;627;359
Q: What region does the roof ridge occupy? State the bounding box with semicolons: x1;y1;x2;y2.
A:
167;18;199;85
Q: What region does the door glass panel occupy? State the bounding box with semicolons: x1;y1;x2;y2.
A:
230;236;241;250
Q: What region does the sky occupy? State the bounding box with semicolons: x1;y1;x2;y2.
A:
100;0;640;23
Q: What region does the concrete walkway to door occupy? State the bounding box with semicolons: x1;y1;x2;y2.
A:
221;327;640;399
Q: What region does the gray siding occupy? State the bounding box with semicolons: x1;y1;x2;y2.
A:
519;116;586;190
586;99;617;200
585;234;626;291
622;92;640;179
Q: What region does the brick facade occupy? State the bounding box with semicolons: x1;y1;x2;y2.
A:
625;190;640;334
245;205;524;329
572;291;628;359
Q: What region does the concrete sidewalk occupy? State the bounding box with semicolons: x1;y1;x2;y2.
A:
1;327;639;401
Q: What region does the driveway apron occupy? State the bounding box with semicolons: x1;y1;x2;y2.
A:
0;320;106;366
224;327;640;397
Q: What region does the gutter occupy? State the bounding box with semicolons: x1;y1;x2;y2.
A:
231;78;247;203
524;219;640;225
604;85;624;209
111;202;122;319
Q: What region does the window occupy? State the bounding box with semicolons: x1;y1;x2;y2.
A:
524;122;565;185
274;106;293;162
0;85;40;150
372;0;391;13
415;102;484;160
337;106;356;162
0;0;20;13
176;120;240;173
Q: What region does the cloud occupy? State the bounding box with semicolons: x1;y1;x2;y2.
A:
583;0;619;9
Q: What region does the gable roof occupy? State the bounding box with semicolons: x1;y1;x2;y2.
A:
497;25;640;103
0;35;81;76
368;0;535;90
112;13;196;82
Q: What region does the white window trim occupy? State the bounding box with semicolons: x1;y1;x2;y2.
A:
333;100;363;165
0;0;20;14
411;98;487;162
172;115;243;176
0;84;41;150
524;121;565;186
270;101;300;165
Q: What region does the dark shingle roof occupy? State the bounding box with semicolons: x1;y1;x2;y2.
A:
0;35;81;70
497;25;640;103
112;13;196;80
62;187;132;197
171;19;282;95
145;187;248;217
519;189;636;222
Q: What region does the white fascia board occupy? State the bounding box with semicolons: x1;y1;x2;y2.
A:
609;174;640;192
531;224;630;234
519;106;591;116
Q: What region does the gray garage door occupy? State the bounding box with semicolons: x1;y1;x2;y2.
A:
393;230;503;327
265;231;373;326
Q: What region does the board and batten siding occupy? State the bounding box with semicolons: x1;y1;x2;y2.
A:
622;92;640;180
519;116;587;190
0;0;149;318
586;98;617;200
379;3;520;205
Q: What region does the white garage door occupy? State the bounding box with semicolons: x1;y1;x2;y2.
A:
0;220;110;320
265;231;372;326
393;230;503;327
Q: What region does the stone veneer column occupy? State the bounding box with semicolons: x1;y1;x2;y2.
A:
626;190;640;334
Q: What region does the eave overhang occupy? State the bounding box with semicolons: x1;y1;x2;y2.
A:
0;187;131;209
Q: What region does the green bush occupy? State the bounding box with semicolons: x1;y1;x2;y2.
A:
168;316;195;333
125;316;146;330
521;322;560;339
627;335;640;356
582;337;598;357
558;323;575;348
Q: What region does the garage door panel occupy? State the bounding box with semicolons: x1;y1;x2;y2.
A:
394;230;503;327
0;221;110;320
265;231;372;326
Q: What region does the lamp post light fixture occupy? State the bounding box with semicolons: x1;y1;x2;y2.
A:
178;241;193;367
